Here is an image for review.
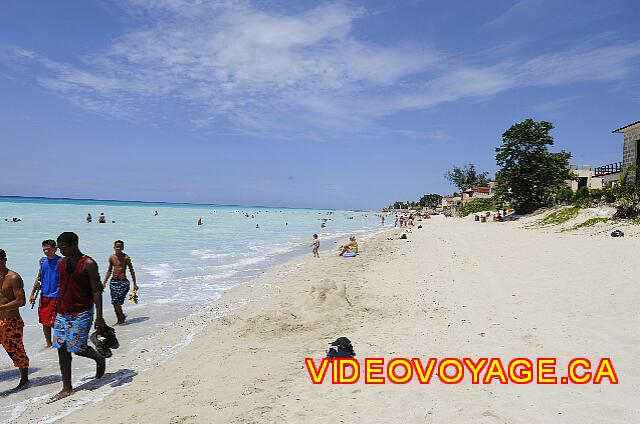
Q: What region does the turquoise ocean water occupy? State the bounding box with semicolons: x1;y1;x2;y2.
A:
0;196;385;421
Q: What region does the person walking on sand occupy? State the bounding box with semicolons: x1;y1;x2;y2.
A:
29;239;61;347
49;232;106;403
312;234;320;258
103;240;138;325
0;249;30;390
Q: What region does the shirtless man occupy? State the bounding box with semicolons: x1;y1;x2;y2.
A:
50;232;106;403
0;249;30;390
103;240;138;325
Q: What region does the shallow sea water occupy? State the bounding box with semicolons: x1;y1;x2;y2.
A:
0;197;387;421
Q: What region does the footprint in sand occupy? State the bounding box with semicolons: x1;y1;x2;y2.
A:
169;415;196;424
180;378;200;388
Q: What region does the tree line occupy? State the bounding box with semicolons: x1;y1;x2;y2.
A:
389;118;640;215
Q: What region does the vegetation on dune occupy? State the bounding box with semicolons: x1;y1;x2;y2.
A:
562;217;614;232
537;206;580;226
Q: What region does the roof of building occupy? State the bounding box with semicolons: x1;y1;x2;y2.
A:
465;186;491;193
612;120;640;133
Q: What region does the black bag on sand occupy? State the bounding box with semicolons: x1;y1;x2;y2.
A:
327;337;355;359
611;230;624;237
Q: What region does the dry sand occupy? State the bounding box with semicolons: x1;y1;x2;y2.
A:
14;215;640;423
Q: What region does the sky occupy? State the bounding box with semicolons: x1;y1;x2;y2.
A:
1;0;639;209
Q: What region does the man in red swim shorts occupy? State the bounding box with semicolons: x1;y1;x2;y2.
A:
29;239;61;347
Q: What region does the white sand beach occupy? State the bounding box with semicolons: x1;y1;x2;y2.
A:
14;215;639;423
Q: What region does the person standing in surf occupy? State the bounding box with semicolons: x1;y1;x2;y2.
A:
50;232;106;402
0;248;30;390
29;239;61;347
102;240;138;325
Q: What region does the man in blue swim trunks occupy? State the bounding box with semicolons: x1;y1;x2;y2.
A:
50;232;106;403
103;240;138;325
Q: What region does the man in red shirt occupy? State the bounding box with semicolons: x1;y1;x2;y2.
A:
49;232;107;403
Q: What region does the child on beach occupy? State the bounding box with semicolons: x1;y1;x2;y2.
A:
103;240;139;325
312;234;320;258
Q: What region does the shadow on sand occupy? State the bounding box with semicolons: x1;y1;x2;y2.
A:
75;368;138;393
0;372;63;397
0;367;41;383
124;316;150;325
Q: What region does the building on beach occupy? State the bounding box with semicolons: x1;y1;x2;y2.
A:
461;184;494;203
566;165;604;191
440;195;462;211
612;120;640;183
591;120;640;186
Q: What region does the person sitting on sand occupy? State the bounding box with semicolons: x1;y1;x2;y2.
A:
338;236;358;256
102;240;138;326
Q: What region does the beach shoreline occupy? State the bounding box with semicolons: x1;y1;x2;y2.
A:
12;216;639;423
8;225;393;423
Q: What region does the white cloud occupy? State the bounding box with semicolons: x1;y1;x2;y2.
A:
385;42;640;113
3;1;640;138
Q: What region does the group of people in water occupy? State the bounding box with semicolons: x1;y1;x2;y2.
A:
0;232;138;402
86;212;114;224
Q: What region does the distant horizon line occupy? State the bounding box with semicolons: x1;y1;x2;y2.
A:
0;195;371;212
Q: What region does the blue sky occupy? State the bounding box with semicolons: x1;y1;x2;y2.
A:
1;0;639;209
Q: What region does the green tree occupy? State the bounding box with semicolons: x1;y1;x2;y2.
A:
419;194;443;208
445;164;490;192
495;119;573;214
610;166;639;205
556;187;574;205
